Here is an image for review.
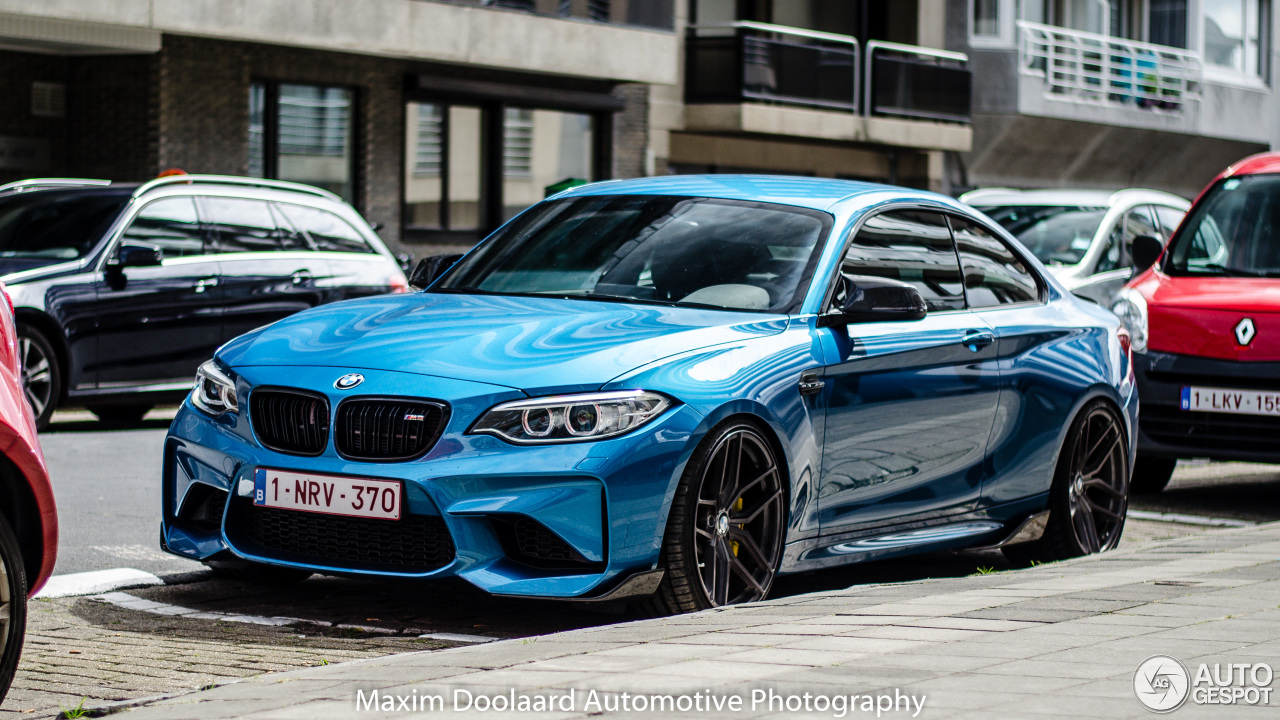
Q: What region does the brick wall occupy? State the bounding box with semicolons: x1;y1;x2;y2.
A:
0;51;68;184
612;83;649;179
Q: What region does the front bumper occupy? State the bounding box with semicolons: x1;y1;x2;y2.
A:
161;365;702;599
1135;350;1280;463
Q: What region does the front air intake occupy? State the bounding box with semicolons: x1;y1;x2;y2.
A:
250;388;330;456
334;397;448;461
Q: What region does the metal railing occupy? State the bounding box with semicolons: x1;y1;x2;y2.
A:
685;22;971;124
865;41;971;123
686;22;861;113
1017;21;1201;111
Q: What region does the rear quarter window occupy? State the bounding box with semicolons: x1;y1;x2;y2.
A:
275;203;374;254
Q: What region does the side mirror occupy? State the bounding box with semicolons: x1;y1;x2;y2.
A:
818;274;928;328
409;254;463;290
1131;235;1163;275
111;242;164;270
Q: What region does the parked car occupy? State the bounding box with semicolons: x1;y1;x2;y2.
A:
962;188;1189;306
0;281;57;702
0;176;409;429
1114;152;1280;493
160;176;1135;613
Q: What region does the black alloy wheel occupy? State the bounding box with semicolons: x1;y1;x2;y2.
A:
0;514;28;703
646;420;786;615
16;326;59;431
1008;400;1129;564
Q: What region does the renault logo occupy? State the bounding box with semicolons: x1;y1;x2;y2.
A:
334;373;364;390
1235;318;1257;346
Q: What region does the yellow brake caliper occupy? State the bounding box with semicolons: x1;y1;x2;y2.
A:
730;498;743;556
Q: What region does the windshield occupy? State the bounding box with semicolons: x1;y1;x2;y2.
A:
437;195;832;313
0;191;128;262
979;205;1107;266
1167;174;1280;277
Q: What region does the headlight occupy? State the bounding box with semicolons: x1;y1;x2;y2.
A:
192;360;239;416
1111;289;1149;354
470;390;672;444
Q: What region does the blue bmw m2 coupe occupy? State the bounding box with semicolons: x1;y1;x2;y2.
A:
161;176;1136;614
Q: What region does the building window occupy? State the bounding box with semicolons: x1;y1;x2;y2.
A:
973;0;1001;36
248;82;356;203
501;108;593;221
970;0;1015;46
1203;0;1269;79
1150;0;1189;48
404;103;483;232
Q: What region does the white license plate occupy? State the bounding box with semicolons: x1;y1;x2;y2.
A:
1181;386;1280;417
253;468;402;520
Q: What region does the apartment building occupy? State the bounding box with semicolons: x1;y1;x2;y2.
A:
0;0;676;252
657;0;974;191
952;0;1277;197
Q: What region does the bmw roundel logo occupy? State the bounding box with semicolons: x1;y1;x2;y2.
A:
334;373;364;390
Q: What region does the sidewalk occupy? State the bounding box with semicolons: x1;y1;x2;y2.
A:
113;524;1280;720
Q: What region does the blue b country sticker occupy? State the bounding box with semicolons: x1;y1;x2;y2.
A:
1181;386;1191;410
254;468;267;504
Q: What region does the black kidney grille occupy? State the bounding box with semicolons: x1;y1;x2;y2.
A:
235;501;455;573
251;389;330;456
336;398;446;461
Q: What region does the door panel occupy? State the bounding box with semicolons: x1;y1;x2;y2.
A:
92;197;223;386
818;312;1001;530
200;196;335;343
817;210;1000;532
274;202;393;301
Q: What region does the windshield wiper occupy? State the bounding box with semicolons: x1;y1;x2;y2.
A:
556;292;676;306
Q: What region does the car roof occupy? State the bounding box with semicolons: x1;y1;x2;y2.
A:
552;175;948;213
960;187;1190;209
1222;151;1280;178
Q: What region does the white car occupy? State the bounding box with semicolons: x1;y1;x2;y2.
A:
961;188;1190;306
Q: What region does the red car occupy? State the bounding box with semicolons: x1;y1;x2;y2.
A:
1114;152;1280;492
0;280;57;702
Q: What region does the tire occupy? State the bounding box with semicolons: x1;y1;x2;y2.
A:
1004;400;1129;565
0;513;28;705
205;560;312;585
87;404;153;426
644;419;786;616
16;325;59;431
1130;456;1177;494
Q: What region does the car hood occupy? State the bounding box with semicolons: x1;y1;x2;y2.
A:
219;292;788;393
1137;274;1280;361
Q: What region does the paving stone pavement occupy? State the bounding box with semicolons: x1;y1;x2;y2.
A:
101;522;1280;720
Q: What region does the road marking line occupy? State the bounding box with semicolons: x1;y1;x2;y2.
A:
35;568;163;598
1128;510;1257;528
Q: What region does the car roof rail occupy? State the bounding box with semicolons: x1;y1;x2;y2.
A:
0;178;112;195
131;174;342;202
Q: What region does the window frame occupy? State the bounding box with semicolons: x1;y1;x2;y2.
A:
820;205;1048;317
249;79;361;206
1198;0;1272;85
969;0;1017;48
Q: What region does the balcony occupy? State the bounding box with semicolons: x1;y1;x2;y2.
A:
683;22;972;152
1018;21;1201;114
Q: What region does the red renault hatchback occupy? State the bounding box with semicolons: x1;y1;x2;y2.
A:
1114;152;1280;492
0;280;57;703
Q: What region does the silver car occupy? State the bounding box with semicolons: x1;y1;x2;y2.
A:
961;188;1190;305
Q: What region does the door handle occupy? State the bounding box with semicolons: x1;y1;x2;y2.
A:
291;271;313;286
194;277;220;293
799;370;825;396
962;329;996;352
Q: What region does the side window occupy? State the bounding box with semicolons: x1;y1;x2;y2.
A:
274;203;373;253
119;197;205;259
949;216;1040;307
1097;223;1124;273
840;210;965;313
1152;205;1186;240
201;197;306;253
